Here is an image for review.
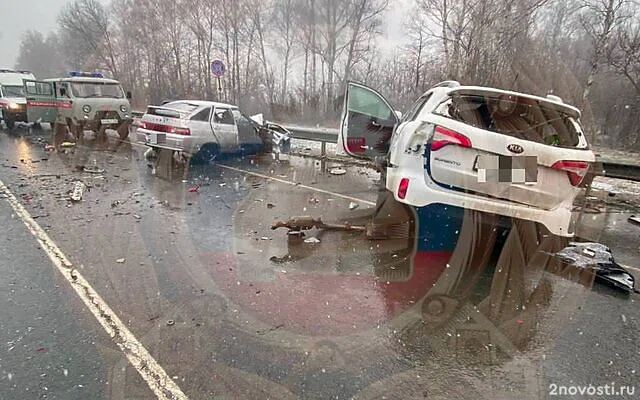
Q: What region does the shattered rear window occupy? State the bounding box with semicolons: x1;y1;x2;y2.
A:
146;102;198;118
439;94;583;148
159;102;199;113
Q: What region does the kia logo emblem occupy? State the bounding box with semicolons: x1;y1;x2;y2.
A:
507;144;524;154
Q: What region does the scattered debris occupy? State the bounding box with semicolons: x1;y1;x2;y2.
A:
188;185;200;193
272;216;366;232
69;181;85;202
308;197;320;203
166;320;175;326
556;242;637;293
349;202;359;210
44;144;55;152
219;183;226;187
84;167;105;174
260;236;271;240
267;203;275;209
330;168;347;175
629;215;640;227
116;258;125;263
257;324;284;335
61;142;76;148
133;214;141;220
111;200;120;208
304;237;321;244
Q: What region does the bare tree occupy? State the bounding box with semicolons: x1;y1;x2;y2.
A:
15;31;65;78
58;0;119;77
577;0;632;108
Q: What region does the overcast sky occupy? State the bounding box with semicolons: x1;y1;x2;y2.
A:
1;0;410;70
0;0;71;68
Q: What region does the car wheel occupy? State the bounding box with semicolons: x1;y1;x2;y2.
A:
193;143;220;165
32;123;42;130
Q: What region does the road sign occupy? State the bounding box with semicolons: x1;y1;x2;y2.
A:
211;60;225;77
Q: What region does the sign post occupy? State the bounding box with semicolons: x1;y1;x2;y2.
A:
211;60;225;100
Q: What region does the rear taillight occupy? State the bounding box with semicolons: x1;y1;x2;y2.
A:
398;177;410;199
431;126;472;151
139;121;189;135
552;160;590;186
171;127;190;136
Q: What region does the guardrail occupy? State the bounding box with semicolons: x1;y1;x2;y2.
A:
597;159;640;182
281;125;339;157
129;112;640;182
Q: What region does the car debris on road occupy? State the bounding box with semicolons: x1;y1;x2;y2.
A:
555;242;637;293
69;181;85;202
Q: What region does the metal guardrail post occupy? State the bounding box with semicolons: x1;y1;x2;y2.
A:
321;142;326;157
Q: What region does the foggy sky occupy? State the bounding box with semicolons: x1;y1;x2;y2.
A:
0;0;71;68
1;0;409;70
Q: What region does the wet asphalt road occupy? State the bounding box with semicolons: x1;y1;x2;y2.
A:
0;125;638;399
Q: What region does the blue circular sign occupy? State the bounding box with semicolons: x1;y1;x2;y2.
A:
211;60;225;77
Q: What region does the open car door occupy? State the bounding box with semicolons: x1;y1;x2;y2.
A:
339;82;398;160
23;80;58;123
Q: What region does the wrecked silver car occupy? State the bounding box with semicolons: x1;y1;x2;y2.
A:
136;100;290;164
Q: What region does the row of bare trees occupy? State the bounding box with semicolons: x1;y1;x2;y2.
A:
14;0;640;148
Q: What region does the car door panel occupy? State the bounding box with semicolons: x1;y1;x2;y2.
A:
339;82;399;160
211;107;239;151
23;80;58;123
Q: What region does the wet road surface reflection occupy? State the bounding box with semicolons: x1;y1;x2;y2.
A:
0;127;638;399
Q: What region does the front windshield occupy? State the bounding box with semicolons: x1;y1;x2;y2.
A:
1;85;25;97
3;0;640;399
70;81;124;98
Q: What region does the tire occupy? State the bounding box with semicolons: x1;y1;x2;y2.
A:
193;143;220;165
32;123;42;130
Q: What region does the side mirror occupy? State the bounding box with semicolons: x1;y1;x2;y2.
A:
59;88;67;97
126;91;132;100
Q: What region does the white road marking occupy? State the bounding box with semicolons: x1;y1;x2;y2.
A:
0;180;188;400
216;163;376;206
127;139;375;206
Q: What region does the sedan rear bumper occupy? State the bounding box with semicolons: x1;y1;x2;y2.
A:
136;128;194;153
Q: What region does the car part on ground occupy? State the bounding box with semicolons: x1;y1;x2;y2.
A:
555;242;637;293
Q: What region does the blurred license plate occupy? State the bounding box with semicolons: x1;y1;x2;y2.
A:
474;155;538;184
150;133;166;144
101;119;118;124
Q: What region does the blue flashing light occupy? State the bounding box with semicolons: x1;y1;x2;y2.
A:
69;71;104;78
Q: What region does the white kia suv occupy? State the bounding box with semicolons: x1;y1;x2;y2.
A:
338;81;595;237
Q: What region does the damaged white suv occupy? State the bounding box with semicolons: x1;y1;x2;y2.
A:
339;81;595;237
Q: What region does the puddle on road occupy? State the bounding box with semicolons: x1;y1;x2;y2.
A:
1;128;638;399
